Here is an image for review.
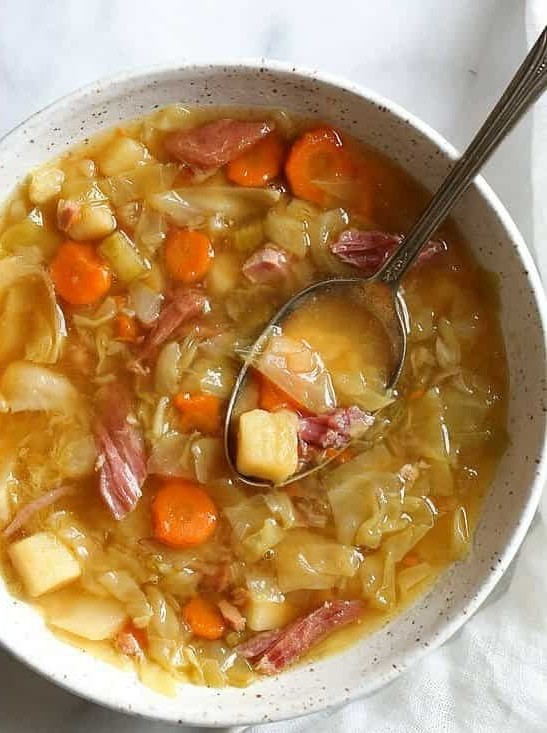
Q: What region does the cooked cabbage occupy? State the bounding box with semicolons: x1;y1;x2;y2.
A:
275;529;361;592
0;256;65;365
0;362;80;415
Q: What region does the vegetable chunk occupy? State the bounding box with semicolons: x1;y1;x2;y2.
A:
8;532;81;597
237;408;298;483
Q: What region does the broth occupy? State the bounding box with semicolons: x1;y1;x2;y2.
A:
0;105;508;691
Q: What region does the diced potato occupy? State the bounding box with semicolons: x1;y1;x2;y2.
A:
44;590;127;640
99;230;149;283
246;597;295;631
206;252;241;296
8;532;81;597
68;202;117;241
237;409;298;484
29;167;65;205
96;135;150;176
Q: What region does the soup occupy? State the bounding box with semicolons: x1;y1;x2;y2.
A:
0;105;508;692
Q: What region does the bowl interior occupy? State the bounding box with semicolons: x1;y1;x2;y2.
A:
0;64;546;727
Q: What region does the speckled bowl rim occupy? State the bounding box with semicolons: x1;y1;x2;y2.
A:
0;59;546;728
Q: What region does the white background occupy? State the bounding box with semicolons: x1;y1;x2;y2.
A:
0;1;536;731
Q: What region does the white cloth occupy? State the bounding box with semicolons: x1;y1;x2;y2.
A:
0;2;544;732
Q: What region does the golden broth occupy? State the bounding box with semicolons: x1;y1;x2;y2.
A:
0;105;508;691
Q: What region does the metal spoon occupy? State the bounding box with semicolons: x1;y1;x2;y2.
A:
225;26;547;487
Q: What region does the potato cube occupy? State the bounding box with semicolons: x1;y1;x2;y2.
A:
246;598;295;631
68;202;116;241
96;136;150;176
45;592;127;640
29;166;65;205
8;532;81;597
237;408;298;484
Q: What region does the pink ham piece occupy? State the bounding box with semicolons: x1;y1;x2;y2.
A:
236;628;285;661
217;599;246;632
56;199;82;232
95;384;147;520
330;229;446;276
140;289;209;360
2;485;75;540
236;600;365;674
164;118;275;171
115;630;143;657
242;246;289;284
298;406;374;450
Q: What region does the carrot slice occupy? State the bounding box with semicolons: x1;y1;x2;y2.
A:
152;479;218;547
258;374;304;413
115;313;140;342
173;392;224;434
226;132;285;187
183;597;225;640
164;228;214;283
50;241;111;305
285;126;355;206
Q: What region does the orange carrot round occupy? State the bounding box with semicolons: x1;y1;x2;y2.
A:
182;597;225;640
164;228;214;283
226;132;285;187
285;126;355;206
115;313;139;342
50;241;111;305
173;392;224;435
152;479;217;548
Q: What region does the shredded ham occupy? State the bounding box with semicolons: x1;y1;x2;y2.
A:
140;289;209;360
237;600;365;674
94;384;147;520
236;628;284;660
56;199;81;232
2;485;74;540
298;406;374;450
218;599;246;631
115;630;143;657
164;118;275;172
242;246;289;284
330;229;446;276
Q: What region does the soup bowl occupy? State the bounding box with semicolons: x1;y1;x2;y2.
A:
0;62;546;728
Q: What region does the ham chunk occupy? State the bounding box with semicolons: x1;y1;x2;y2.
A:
56;199;82;232
217;599;246;632
140;289;209;360
242;246;289;284
236;600;364;674
95;384;147;520
330;229;446;276
298;406;374;450
164;118;275;171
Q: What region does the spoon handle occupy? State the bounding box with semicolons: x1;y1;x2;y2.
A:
379;25;547;285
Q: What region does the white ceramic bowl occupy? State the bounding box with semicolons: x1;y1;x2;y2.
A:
0;62;546;728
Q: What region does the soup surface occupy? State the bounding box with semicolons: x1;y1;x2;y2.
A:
0;105;508;692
